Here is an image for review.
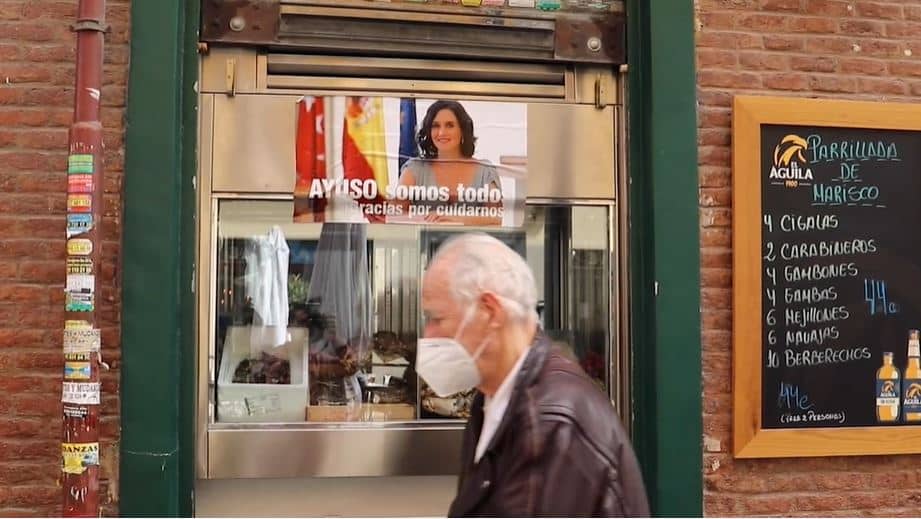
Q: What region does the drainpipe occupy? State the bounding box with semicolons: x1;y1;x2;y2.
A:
62;0;106;516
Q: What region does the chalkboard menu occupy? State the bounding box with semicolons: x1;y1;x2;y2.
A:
733;96;921;458
760;124;921;429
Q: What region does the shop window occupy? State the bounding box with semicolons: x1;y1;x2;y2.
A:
212;200;613;424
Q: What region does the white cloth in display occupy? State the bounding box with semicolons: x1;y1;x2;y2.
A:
244;225;291;354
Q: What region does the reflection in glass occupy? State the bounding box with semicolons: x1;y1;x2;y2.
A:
213;201;612;424
304;224;370;419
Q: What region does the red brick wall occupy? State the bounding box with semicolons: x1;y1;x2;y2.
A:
698;0;921;515
0;1;128;516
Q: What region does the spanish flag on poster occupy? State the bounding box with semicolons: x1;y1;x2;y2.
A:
294;96;326;222
343;97;389;222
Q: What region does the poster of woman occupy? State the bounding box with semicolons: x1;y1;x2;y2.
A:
293;96;527;228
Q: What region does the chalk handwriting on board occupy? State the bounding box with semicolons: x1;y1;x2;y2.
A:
784;305;849;328
778;382;814;411
778;214;838;232
864;278;900;316
784;262;859;283
783;346;871;368
760;123;921;430
806;134;900;163
812;184;883;207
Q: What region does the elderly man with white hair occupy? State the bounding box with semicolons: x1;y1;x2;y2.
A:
416;232;649;518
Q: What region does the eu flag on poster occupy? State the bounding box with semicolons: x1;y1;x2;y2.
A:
398;98;417;174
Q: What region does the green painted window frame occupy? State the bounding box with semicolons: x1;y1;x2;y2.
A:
119;1;701;516
628;1;703;516
120;0;199;516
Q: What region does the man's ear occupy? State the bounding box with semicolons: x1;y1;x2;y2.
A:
479;292;505;330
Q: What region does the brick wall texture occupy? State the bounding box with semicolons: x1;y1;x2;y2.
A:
697;0;921;516
0;0;128;516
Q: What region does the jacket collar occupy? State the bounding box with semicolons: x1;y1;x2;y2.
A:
517;331;551;390
475;331;550;461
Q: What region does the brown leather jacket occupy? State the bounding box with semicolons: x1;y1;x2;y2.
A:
448;335;650;517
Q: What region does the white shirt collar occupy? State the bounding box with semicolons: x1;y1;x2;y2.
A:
475;347;530;463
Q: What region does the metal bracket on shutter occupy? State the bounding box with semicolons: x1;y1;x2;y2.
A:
594;75;606;109
225;58;237;97
202;0;280;43
553;13;625;64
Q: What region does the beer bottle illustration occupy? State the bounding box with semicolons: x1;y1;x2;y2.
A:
876;351;901;423
902;330;921;423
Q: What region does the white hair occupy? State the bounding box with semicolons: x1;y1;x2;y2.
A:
431;233;539;323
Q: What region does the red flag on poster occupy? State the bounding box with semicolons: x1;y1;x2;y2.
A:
294;96;326;221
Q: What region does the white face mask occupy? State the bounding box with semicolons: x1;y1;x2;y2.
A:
416;306;490;397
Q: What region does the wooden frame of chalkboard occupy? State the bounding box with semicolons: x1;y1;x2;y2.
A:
733;95;921;458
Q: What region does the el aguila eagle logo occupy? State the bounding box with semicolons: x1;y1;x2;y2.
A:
769;134;813;187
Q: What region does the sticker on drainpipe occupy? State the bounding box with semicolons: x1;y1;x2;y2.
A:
68;174;94;194
64;362;92;380
65;320;93;330
62;382;100;405
67;154;94;174
65;274;94;312
67;238;93;256
62;442;99;474
63;328;100;353
66;257;93;275
67;194;92;213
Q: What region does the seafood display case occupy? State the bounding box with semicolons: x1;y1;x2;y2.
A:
210;204;609;425
202;198;620;478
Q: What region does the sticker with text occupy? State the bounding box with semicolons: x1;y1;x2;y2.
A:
65;274;94;312
68;174;94;194
64;292;93;312
67;154;94;174
67;194;92;213
63;328;100;353
66;214;93;239
62;442;99;474
67;239;93;256
64;352;92;362
62;404;89;419
66;257;93;276
62;382;100;405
